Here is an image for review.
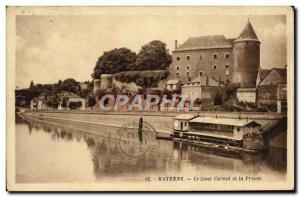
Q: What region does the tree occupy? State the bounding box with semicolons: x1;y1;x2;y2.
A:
135;40;172;71
61;78;80;93
29;81;34;89
87;95;96;108
92;48;137;79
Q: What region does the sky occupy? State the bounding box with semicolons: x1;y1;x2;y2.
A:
16;13;287;89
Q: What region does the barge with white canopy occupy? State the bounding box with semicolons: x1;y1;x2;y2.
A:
172;114;265;153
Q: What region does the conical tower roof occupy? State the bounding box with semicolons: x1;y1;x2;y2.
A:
234;21;260;43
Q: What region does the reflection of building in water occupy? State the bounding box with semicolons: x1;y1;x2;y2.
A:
172;141;277;174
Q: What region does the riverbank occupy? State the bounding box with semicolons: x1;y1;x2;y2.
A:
19;109;286;142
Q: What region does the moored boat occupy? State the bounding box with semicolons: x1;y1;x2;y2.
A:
172;114;265;153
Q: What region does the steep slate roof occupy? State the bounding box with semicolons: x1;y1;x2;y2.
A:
258;69;270;81
273;68;287;80
235;21;259;42
176;35;233;51
259;67;287;85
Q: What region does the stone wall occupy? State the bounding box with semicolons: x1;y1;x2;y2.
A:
172;48;233;83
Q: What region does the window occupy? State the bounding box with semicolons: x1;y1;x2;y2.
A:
212;65;217;70
225;53;230;58
198;71;203;76
188;77;192;81
237;127;240;132
176;56;180;61
226;65;230;75
213;53;218;59
187;66;190;70
187;72;190;76
186;55;190;60
176;73;180;77
176;67;179;70
200;54;203;60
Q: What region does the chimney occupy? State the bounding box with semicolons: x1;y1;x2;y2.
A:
175;40;178;50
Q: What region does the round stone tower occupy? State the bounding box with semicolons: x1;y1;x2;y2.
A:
100;74;113;90
232;21;260;88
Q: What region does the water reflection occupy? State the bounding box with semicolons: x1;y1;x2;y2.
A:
16;115;287;183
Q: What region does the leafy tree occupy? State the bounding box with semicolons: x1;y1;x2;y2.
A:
135;40;172;71
92;48;137;79
87;95;96;108
61;78;80;93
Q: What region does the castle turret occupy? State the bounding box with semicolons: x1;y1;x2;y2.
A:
232;21;260;88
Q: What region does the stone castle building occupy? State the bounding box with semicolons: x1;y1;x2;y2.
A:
171;21;260;88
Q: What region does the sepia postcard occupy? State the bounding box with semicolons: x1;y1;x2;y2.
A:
6;6;294;191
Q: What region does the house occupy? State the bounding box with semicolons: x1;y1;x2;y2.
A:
166;79;181;91
30;96;47;110
182;75;226;109
257;67;287;113
58;91;86;110
67;97;86;110
236;88;257;103
173;114;197;131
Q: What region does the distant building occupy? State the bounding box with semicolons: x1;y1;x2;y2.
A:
58;91;86;111
182;75;226;109
172;21;260;88
79;82;89;90
166;79;181;91
257;68;287;113
30;95;47;110
236;88;257;103
67;97;86;110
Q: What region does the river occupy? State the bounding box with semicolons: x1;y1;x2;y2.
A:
15;115;287;183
